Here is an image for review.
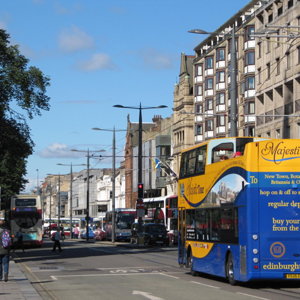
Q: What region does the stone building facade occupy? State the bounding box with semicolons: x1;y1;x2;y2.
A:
254;0;300;138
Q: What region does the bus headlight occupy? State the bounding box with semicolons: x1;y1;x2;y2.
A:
253;258;259;263
253;249;258;254
252;234;258;240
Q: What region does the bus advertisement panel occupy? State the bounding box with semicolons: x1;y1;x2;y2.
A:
105;209;136;241
10;194;43;247
178;137;300;284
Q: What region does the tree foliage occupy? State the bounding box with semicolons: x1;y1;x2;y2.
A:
0;29;50;199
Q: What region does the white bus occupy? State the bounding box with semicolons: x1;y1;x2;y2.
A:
10;194;43;247
143;195;178;244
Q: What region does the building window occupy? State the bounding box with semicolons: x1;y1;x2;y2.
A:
288;0;293;9
268;12;273;23
245;101;255;114
217;115;225;126
216;48;225;61
245;76;255;90
286;51;291;69
195;124;203;135
205;98;213;111
216;92;225;105
276;57;280;75
245;25;255;41
205;78;213;90
195;104;203;114
205;57;213;69
195;85;203;96
266;37;270;53
258;42;262;58
195;64;203;76
257;67;261;84
216;71;225;83
245;51;255;66
98;205;108;212
244;126;255;137
205;119;214;131
267;63;271;79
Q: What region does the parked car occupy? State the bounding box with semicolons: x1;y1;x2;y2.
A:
131;223;169;246
80;227;95;239
94;228;106;241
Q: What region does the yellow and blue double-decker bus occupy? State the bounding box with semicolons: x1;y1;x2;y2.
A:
178;137;300;284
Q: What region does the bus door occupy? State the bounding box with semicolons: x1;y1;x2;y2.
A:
178;207;186;266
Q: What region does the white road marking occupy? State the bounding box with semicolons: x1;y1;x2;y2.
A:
50;272;170;280
132;290;165;300
236;292;270;300
190;281;220;289
158;273;179;279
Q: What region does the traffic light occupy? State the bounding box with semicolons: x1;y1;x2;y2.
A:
138;183;144;199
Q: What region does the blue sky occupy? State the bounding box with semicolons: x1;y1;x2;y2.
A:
1;0;250;191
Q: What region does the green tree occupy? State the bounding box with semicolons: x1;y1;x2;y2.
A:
0;29;50;200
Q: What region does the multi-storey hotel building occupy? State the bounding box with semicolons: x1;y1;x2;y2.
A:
192;0;260;142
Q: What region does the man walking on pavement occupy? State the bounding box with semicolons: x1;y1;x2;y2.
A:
0;220;12;282
52;227;62;253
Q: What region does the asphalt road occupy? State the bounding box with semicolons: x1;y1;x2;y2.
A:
13;239;300;300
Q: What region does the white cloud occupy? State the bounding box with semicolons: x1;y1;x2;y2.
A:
39;143;83;158
78;53;116;71
140;48;173;70
59;26;94;52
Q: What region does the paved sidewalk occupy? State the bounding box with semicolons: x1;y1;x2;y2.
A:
0;258;42;300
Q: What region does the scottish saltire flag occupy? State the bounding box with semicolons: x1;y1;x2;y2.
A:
152;157;177;179
154;158;162;169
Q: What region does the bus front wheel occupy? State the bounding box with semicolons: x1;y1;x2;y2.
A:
226;253;236;285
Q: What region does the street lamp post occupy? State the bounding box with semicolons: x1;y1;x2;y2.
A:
71;149;105;242
57;162;86;238
113;103;167;231
92;127;126;243
58;175;61;226
46;174;62;228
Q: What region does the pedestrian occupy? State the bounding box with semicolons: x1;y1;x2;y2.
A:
74;224;79;239
52;228;62;253
14;229;25;252
60;226;65;241
0;220;12;282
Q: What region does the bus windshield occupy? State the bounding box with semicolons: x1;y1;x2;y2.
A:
117;214;135;229
11;211;40;229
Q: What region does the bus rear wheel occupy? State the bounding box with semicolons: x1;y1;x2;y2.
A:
226;253;236;285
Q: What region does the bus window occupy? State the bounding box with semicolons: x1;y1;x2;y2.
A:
195;146;207;175
179;152;188;178
210;209;221;241
236;137;253;154
195;209;209;241
187;150;197;175
212;142;234;163
220;208;238;244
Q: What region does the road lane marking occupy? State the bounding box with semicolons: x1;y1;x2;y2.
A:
190;281;220;289
159;273;179;279
132;290;164;300
236;292;270;300
50;272;177;280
